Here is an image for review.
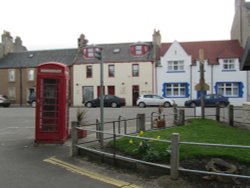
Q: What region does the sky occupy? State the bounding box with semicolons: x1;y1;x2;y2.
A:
0;0;243;51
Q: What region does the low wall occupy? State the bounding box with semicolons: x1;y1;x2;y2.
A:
243;102;250;130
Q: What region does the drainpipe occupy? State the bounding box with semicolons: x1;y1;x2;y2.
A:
19;67;22;106
152;61;155;94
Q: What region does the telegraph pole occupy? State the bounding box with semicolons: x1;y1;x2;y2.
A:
199;49;205;119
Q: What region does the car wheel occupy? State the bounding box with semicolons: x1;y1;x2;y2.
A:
163;102;171;108
111;102;117;108
190;102;196;108
138;102;146;108
31;101;36;108
86;102;92;108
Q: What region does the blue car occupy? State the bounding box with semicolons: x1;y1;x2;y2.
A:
184;94;229;108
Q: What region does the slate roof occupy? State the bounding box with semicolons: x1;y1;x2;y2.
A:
0;42;155;68
160;40;243;65
74;42;154;64
0;49;77;68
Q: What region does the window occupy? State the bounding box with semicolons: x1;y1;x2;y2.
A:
27;69;34;81
216;82;243;97
108;65;115;77
135;45;142;55
223;59;235;70
86;65;92;78
163;83;189;98
8;87;16;99
83;47;101;58
8;69;15;82
132;64;139;77
167;61;184;72
130;44;149;56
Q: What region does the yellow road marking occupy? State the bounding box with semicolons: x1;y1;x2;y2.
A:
44;156;142;188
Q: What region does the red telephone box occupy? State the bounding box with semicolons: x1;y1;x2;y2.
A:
35;62;70;144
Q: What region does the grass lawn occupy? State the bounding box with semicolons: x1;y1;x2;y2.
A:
111;118;250;164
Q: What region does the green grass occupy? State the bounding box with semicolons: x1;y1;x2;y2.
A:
111;119;250;164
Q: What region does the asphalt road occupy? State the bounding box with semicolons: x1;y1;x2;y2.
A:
0;107;123;188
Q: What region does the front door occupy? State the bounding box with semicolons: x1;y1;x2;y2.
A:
132;85;139;106
108;86;115;96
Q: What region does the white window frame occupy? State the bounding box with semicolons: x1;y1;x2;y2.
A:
135;45;142;55
166;83;186;97
8;87;16;99
27;69;35;81
217;82;239;97
167;60;184;71
223;59;235;70
8;69;15;82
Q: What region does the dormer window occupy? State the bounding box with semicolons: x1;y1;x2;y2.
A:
83;47;100;58
223;59;235;71
130;43;149;56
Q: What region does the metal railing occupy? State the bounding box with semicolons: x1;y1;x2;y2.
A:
70;113;250;182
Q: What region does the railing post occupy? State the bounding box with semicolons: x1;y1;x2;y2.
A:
228;105;234;126
96;119;100;140
137;114;145;132
216;106;220;122
151;113;154;129
170;133;180;180
179;109;185;125
173;104;178;126
118;116;121;134
70;121;78;157
124;120;127;134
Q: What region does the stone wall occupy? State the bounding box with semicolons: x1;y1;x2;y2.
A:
242;102;250;129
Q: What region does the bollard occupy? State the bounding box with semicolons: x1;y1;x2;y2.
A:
137;114;145;132
179;109;185;125
216;106;220;122
170;133;180;180
70;121;78;157
228;105;234;126
173;104;178;126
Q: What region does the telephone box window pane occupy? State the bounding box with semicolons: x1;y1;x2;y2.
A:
40;78;59;132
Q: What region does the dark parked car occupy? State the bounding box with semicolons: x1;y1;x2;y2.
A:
184;94;230;107
84;95;126;108
27;92;36;107
0;95;11;107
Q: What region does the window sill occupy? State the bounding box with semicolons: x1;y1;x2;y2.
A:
222;70;236;72
166;71;185;73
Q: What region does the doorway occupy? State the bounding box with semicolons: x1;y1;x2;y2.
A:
132;85;139;106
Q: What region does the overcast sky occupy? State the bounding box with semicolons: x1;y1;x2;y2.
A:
0;0;243;51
